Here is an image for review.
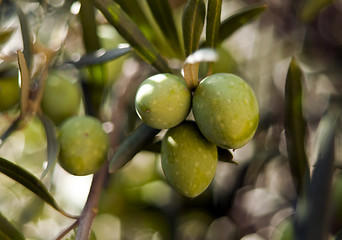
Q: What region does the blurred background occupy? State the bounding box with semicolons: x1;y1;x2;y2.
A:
0;0;342;239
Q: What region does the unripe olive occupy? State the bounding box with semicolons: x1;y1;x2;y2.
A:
58;116;109;176
41;71;82;125
0;76;19;112
192;73;259;149
161;121;218;198
135;73;191;129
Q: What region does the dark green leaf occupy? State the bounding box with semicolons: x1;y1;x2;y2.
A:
0;157;77;219
109;124;160;173
295;110;338;240
284;58;309;195
182;0;206;56
68;46;132;68
300;0;333;22
218;4;266;44
93;0;172;73
218;147;236;164
79;0;107;86
147;0;183;57
0;212;25;240
206;0;222;48
39;114;59;180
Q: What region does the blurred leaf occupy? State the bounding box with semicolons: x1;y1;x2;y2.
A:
79;0;101;52
217;4;266;44
300;0;333;22
94;0;172;73
284;58;309;195
296;110;338;240
39;114;59;180
14;3;32;69
182;0;206;56
0;212;25;240
206;0;222;48
17;50;30;117
335;228;342;240
79;0;107;87
218;147;236;164
0;117;21;148
147;0;183;58
0;157;77;219
109;124;160;173
0;28;14;44
68;46;132;68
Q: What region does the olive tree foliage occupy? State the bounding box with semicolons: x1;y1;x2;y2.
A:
0;0;341;240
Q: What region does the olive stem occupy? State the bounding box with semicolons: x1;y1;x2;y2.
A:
75;162;108;240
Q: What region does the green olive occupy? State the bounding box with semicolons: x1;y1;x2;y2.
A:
135;73;191;129
161;121;218;198
192;73;259;149
0;76;19;112
41;71;82;125
58;116;109;176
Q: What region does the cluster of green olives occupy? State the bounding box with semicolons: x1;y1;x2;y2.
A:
135;73;259;198
41;71;109;176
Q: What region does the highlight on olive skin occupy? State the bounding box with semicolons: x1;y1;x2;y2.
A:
135;73;191;129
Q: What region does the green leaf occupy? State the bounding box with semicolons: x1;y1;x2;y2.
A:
147;0;183;57
68;46;132;68
217;4;266;44
284;57;310;195
93;0;172;73
182;0;206;56
300;0;333;22
206;0;222;48
39;114;59;180
109;124;160;173
295;110;338;240
0;157;77;219
0;212;25;240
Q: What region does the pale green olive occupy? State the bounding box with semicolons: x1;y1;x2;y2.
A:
0;76;19;112
135;73;191;129
161;121;218;198
192;73;259;149
58;116;109;176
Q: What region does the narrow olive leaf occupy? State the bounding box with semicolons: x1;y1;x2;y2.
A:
39;114;59;180
17;50;30;116
146;0;183;56
284;58;310;196
206;0;222;48
68;46;132;68
218;147;237;164
79;0;101;52
0;212;25;240
300;0;333;22
0;117;21;148
0;28;14;44
109;124;160;173
296;110;338;240
93;0;172;74
183;48;218;89
182;0;206;56
218;4;266;44
14;3;32;69
0;157;77;219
